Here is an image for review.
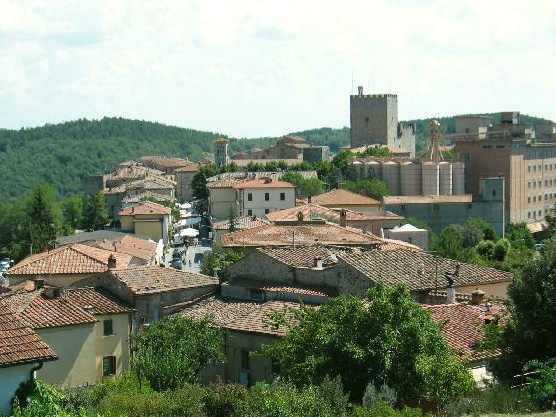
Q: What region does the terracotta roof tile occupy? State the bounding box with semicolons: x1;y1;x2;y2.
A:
2;287;132;329
119;201;171;216
207;171;318;183
174;162;208;173
108;266;218;295
226;278;337;297
259;246;358;268
339;250;512;291
0;299;57;367
424;303;506;361
93;235;157;261
213;216;270;231
231;159;301;167
7;244;132;276
221;222;385;248
139;156;190;169
233;178;295;189
179;297;300;336
266;204;403;223
311;189;380;206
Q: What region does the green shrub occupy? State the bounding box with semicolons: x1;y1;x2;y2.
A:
202;380;249;417
524;358;556;410
362;383;398;409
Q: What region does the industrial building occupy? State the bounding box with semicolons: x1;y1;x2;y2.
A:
454;112;556;228
351;159;466;197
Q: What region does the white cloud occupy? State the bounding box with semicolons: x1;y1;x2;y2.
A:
0;0;554;136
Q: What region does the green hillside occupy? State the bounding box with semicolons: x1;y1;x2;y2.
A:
0;117;276;202
0;113;551;203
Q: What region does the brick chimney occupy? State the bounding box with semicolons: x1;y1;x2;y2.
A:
471;288;485;305
108;254;117;269
33;279;45;290
339;209;347;227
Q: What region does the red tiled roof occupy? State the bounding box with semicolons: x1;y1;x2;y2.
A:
259;245;358;268
108;266;218;295
225;301;300;336
179;298;300;336
213;216;270;231
2;287;132;329
233;178;295;189
266;204;403;223
93;235;157;261
221;222;385;248
226;278;337;297
7;244;132;276
0;299;57;367
424;303;506;362
139;156;190;169
311;189;380;206
339;250;512;291
119;201;171;216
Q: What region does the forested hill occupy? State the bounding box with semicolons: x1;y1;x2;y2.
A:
0;117;276;202
0;113;552;202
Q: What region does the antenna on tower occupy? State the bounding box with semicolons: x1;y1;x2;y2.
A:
428;120;444;163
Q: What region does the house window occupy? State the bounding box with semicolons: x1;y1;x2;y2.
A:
492;189;496;197
539;210;542;217
103;356;116;376
400;204;406;211
528;197;531;203
280;192;285;201
433;204;439;211
241;350;251;370
528;166;531;173
533;196;536;202
265;208;270;214
103;319;114;336
247;209;253;216
247;193;253;202
264;193;270;201
528;212;531;219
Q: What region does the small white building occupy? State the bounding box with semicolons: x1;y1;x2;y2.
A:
383;223;429;250
234;178;296;218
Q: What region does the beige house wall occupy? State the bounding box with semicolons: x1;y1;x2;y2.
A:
209;187;237;219
94;313;131;381
135;221;163;242
37;324;96;387
120;216;134;231
240;187;296;217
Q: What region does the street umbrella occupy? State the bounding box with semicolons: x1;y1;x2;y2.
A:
179;228;199;237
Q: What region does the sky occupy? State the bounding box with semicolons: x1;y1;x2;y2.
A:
1;0;555;138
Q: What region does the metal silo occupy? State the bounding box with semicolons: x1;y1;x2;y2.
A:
382;161;400;195
351;161;364;179
422;162;440;196
366;160;382;180
452;162;466;195
439;162;453;195
400;161;422;196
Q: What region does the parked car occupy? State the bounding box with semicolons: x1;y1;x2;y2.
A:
171;258;183;270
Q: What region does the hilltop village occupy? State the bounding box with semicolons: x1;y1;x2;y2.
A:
1;88;556;415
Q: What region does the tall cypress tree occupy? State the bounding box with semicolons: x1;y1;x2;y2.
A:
82;191;109;231
26;183;60;253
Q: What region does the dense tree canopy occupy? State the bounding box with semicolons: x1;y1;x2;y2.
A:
134;316;226;391
263;283;473;403
494;237;556;381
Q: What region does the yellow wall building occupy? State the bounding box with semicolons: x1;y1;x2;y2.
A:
2;286;133;388
119;201;171;245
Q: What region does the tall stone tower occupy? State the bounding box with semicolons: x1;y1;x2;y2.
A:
213;138;229;168
350;86;415;156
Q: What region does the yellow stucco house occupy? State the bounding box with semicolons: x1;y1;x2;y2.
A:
119;201;172;245
2;284;133;387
